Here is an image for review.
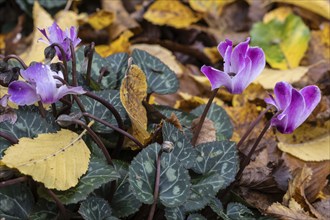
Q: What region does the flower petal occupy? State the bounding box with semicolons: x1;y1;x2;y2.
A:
273;81;292;111
246;46;265;80
54;85;86;102
231;56;252;94
201;65;232;91
297;85;321;125
47;22;65;44
8;81;39;105
230;37;250;74
20;63;49;83
217;39;232;73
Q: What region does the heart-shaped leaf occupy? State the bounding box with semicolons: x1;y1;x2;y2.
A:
165;207;186;220
78;197;118;220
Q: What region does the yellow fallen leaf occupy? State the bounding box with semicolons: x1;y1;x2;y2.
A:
86;10;115;30
55;10;79;28
255;66;308;89
273;0;330;19
130;44;183;76
278;134;330;162
0;34;5;51
189;0;234;16
1;129;91;190
263;7;293;23
144;0;201;28
19;1;53;64
120;64;151;149
203;46;221;64
95;30;133;58
174;92;223;112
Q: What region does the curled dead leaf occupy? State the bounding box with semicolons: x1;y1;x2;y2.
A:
191;117;216;145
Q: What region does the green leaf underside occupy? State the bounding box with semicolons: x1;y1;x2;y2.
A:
191;103;233;140
0;106;59;157
0;183;34;219
28;199;58;220
192;141;238;192
129;143;191;207
110;160;142;218
132;49;179;94
165;207;186;220
72;90;127;133
78;197;117;220
39;156;120;205
162;122;197;169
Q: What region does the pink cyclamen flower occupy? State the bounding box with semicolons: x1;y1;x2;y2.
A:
201;38;265;94
8;63;85;105
38;22;81;61
265;81;321;134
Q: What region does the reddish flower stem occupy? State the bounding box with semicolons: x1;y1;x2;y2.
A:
86;42;95;87
3;54;28;69
0;176;28;188
46;188;68;220
69;41;77;86
0;131;18;144
50;43;69;82
191;88;219;146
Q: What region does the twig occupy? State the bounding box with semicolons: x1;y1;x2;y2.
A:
0;176;28;188
46;188;68;220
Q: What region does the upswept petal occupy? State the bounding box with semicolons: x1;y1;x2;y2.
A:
297;85;321;125
67;26;81;46
37;28;50;42
273;82;292;111
201;65;232;91
35;69;57;104
47;22;65;43
230;38;250;74
232;56;252;94
20;63;49;84
281;89;305;133
271;114;289;134
8;81;39;105
217;39;232;58
246;46;265;80
55;85;86;103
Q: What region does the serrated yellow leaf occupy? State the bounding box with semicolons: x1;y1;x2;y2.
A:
120;64;151;149
1;129;91;190
144;0;201;28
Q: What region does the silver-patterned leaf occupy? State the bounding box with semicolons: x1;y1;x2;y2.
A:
226;202;255;220
192;141;238;192
78;197;118;220
162;122;197;169
191;103;233;140
165;207;185;220
131;49;179;94
187;213;207;220
128;143;191;207
28;199;58;220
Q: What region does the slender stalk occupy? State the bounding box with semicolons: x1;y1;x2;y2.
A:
83;91;125;150
0;176;28;188
71;119;113;165
46;188;68;220
50;43;69;82
0;131;18;144
86;42;95;87
3;54;28;69
51;103;58;117
236;105;271;148
69;41;77;86
191;88;219;146
148;150;163;220
37;101;46;118
82;112;143;149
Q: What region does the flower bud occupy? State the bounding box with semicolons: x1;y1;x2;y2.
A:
161;141;174;153
44;46;56;61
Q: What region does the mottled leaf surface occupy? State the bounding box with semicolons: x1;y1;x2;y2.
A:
165;207;186;220
78;197;117;220
132;49;179;94
29;199;58;220
187;213;207;220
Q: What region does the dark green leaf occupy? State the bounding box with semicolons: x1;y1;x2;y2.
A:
155;105;197;127
191;103;233;140
209;198;224;217
162;122;197;169
0;183;34;220
78;197;118;220
29;199;58;220
165;207;185;220
39;156;120;205
131;49;179;94
72;90;127;133
128;143;191;207
104;53;129;89
0;106;59;157
226;202;255;220
192;141;238;192
187;214;207;220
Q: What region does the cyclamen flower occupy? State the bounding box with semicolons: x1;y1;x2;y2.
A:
8;63;85;105
201;38;265;94
38;22;81;61
265;81;321;134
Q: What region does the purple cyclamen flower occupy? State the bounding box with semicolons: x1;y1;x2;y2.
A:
8;63;85;105
265;81;321;134
38;22;81;61
201;38;265;94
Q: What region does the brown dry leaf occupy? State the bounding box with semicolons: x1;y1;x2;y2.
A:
95;30;133;58
86;10;115;30
278;134;330;162
232;83;267;107
130;44;183;76
203;46;221;64
120;64;151;149
144;0;201;28
191;117;216;145
0;34;5;52
189;0;234;17
255;66;309;89
313;198;330;219
165;113;183;131
19;1;53;64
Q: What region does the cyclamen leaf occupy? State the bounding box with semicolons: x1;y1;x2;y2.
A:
128;143;191;207
28;199;58;220
165;207;186;220
1;129;90;190
132;49;179;94
0;183;34;219
187;213;207;220
78;197;117;220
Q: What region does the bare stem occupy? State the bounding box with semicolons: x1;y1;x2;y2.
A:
86;42;95;87
71;119;113;165
3;54;28;69
69;41;77;86
37;101;46;118
50;43;69;82
148;150;163;220
0;176;28;188
46;188;68;220
191;88;219;146
0;131;18;144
